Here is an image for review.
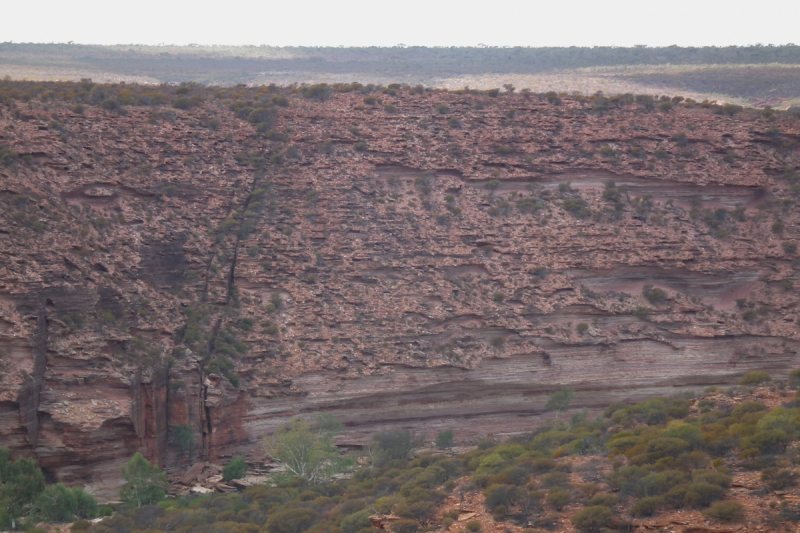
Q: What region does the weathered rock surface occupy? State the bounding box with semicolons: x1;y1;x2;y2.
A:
1;87;799;498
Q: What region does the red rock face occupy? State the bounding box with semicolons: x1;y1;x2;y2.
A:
0;88;799;498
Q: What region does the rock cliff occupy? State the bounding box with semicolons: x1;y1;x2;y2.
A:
1;84;799;498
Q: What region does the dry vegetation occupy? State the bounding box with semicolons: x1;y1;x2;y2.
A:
3;44;800;107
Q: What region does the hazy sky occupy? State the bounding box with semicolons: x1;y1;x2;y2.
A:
5;0;799;48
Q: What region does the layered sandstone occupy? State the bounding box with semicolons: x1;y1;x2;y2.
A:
1;87;799;498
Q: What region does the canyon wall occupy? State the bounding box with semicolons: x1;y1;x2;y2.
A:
1;85;799;498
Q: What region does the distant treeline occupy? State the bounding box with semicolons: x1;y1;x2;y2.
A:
2;43;800;84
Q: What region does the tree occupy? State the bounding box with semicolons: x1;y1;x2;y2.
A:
0;448;45;529
371;429;421;462
436;429;455;448
263;418;340;483
546;387;575;422
172;424;195;458
33;483;96;522
222;456;247;482
119;452;168;507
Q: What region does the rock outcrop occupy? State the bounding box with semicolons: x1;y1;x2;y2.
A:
1;85;799;498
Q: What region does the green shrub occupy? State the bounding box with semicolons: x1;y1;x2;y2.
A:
393;519;420;533
223;456;247;482
353;141;367;152
172;424;195;456
0;447;46;527
587;494;617;507
374;495;401;514
119;452;168;507
702;501;745;522
693;471;731;488
100;98;121;111
266;507;320;533
663;483;689;506
72;486;99;519
465;520;482;532
492;504;507;520
395;501;436;524
570;505;612;533
732;401;767;419
436;429;454;448
372;429;420;461
718;103;743;116
483;484;516;510
642;284;667;304
789;369;800;388
71;520;92;531
302;84;332;100
630;496;664;517
341;510;372;533
761;468;798;490
740;371;772;385
562;198;590;218
546;488;571;511
740;430;792;454
541;472;570;488
530;457;555;473
173;97;193;109
35;483;78;521
684;482;724;508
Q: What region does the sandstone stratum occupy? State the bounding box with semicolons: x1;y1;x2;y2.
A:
0;81;799;498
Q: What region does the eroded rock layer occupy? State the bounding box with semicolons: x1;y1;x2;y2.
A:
1;87;799;498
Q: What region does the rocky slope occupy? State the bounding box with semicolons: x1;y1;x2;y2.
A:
1;82;799;499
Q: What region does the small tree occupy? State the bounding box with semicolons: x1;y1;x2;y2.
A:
546;387;575;422
172;424;194;458
263;418;340;483
119;452;168;507
34;483;96;522
371;428;421;462
0;448;46;529
436;429;455;448
222;456;247;482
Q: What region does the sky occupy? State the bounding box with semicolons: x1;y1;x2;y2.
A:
4;0;799;48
